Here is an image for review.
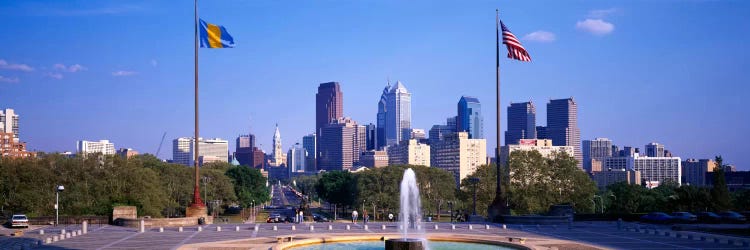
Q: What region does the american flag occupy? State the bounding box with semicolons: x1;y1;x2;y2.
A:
500;20;531;62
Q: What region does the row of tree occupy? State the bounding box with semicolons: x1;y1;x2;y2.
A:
295;150;598;217
0;154;269;217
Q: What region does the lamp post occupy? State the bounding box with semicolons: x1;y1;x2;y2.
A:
469;177;480;216
448;201;454;223
55;185;64;226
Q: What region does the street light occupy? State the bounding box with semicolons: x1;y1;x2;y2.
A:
469;177;480;216
55;185;64;226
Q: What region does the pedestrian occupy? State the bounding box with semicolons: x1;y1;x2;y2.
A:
298;210;304;224
363;210;369;224
388;213;394;222
352;210;358;224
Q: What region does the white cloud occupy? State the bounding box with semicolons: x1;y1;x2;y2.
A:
576;19;615;35
588;8;619;18
523;31;556;42
46;72;64;80
0;59;34;72
150;59;158;67
54;63;87;72
0;75;20;83
112;70;137;76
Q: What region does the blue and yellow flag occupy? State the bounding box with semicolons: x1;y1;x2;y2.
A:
199;19;235;48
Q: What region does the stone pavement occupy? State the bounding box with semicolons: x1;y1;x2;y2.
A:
0;221;747;250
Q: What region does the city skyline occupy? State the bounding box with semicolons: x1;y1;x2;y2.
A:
1;1;748;169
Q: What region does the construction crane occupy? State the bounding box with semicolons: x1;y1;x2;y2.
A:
156;132;167;159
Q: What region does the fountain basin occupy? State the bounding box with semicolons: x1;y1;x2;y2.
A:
385;238;423;250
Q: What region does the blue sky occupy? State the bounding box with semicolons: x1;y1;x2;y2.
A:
1;0;748;169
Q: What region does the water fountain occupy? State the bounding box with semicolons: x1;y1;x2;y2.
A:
385;168;426;250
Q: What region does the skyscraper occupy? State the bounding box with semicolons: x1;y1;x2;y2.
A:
385;81;411;145
302;133;316;172
458;96;484;139
235;133;256;166
365;123;376;151
505;101;536;145
316;82;344;165
582;138;613;173
645;142;665;157
376;82;390;150
318;117;364;171
287;143;306;174
546;98;582;169
536;126;547;140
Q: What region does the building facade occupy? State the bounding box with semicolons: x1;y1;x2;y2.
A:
387;139;430;166
0;132;32;158
0;109;19;142
316;82;344;166
499;139;575;166
365;123;376;151
302;133;316;172
360;150;389;168
287;143;307;174
681;158;716;186
645;142;665;157
235;134;256;167
376;82;389;150
318;117;364;171
172;137;228;166
385;81;411;145
431;132;487;187
546;98;582;169
632;156;682;186
116;148;138;158
505;101;535;145
592;169;642;190
458;96;484;139
270;124;286;167
77;140;116;155
582;138;613;173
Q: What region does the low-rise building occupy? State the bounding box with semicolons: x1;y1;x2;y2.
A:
360;150;389;168
592;169;641;189
499;139;575;165
77;140;116;155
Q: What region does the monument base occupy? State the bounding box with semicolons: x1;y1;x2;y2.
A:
385;238;424;250
186;204;208;219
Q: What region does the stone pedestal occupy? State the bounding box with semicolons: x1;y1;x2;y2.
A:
186;205;208;219
385;238;424;250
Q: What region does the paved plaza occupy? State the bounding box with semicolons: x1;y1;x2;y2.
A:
1;221;749;250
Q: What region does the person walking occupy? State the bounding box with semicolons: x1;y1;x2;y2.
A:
352;210;359;224
388;213;394;222
363;210;369;224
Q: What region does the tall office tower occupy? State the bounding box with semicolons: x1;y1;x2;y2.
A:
302;133;316;172
645;142;665;157
385;81;411;145
316;82;344;166
447;116;458;132
681;158;717;186
611;145;619;158
431;132;487;187
353;123;367;166
0;108;19;142
536;126;547;140
429;124;452;145
620;146;636;157
172;137;229;166
546;98;582;169
318;117;363;171
77;140;116;155
270;124;286;166
235;133;256;166
457;96;484;139
376;82;390;150
365;123;377;151
505;101;536;145
287;143;306;174
582;138;613;173
387;139;430;166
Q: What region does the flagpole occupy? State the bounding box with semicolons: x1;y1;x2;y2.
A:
489;8;507;221
191;0;205;211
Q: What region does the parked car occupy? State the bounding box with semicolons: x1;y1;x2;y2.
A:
740;211;750;219
718;211;747;224
640;212;673;224
9;214;29;228
266;213;283;223
313;214;330;222
697;212;722;224
670;212;698;223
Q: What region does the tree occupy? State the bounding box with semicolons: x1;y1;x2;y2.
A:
606;182;647;214
711;155;731;211
225;166;269;208
316;171;356;211
459;164;497;217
